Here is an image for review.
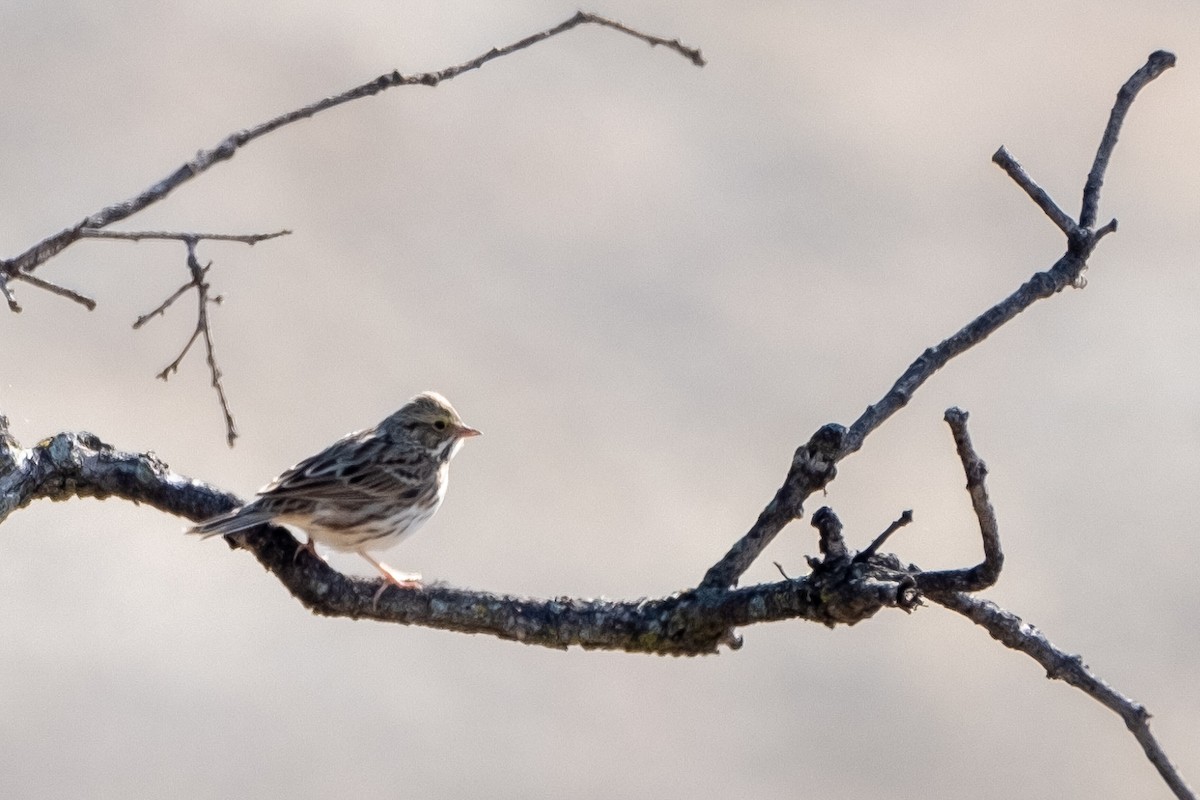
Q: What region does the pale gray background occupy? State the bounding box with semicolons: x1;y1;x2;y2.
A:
1;2;1198;798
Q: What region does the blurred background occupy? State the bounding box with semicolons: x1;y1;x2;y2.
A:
1;2;1198;797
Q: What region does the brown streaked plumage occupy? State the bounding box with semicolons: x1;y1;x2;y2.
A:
190;392;479;603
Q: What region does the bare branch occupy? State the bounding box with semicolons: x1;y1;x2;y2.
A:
0;426;918;655
138;240;237;445
134;278;196;330
1;405;1188;788
811;506;848;560
0;13;701;279
575;12;705;66
0;274;22;313
9;272;97;310
991;146;1076;235
854;509;914;563
699;52;1174;592
912;408;1002;593
156;326;202;381
1095;218;1119;241
81;229;291;245
931;592;1196;800
185;241;237;446
1081;50;1176;229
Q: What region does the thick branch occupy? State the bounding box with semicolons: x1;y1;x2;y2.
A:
0;422;916;656
0;411;1189;789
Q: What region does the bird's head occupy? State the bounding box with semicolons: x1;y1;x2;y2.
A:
385;391;480;460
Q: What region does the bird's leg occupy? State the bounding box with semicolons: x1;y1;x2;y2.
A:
357;550;422;608
293;536;324;564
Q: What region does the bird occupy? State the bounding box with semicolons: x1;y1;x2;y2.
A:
189;391;479;605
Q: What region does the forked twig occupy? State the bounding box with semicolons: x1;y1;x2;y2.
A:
0;12;701;282
0;12;700;442
137;239;238;446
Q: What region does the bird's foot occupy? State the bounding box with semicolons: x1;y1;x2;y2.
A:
293;537;324;564
359;551;422;609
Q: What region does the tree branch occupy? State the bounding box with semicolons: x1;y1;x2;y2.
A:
0;273;21;313
0;12;701;282
0;404;1189;792
853;509;914;564
133;278;199;331
0;27;1188;799
8;272;96;310
0;419;924;655
699;50;1175;592
81;228;291;245
911;407;1002;594
930;591;1195;800
991;146;1075;235
1081;50;1176;229
0;12;701;443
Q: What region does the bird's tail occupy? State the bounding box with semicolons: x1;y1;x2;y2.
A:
188;506;276;538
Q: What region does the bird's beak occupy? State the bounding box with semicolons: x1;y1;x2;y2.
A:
457;425;482;438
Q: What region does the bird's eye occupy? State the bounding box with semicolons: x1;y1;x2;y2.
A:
434;419;447;430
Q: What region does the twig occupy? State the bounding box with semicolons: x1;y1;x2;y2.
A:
853;509;914;563
930;592;1195;800
0;413;1190;793
0;274;21;313
1081;50;1176;229
811;506;847;560
911;408;1002;593
196;304;237;448
134;278;197;330
698;51;1174;592
575;12;705;66
0;12;701;280
187;241;237;446
145;240;237;445
81;229;291;244
157;326;202;380
991;146;1075;235
0;429;916;655
9;272;97;310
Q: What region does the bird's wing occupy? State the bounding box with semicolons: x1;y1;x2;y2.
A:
256;429;429;510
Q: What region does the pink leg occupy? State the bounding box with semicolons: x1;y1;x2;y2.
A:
294;536;324;564
357;550;422;608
